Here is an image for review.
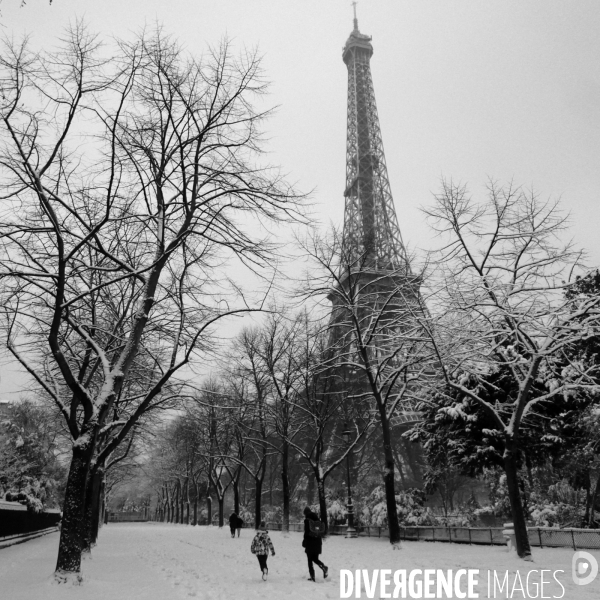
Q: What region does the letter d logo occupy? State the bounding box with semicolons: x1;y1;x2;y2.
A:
572;551;598;586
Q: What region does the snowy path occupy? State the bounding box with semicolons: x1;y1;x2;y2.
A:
0;523;598;599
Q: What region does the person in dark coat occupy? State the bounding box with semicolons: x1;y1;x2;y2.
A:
235;514;244;537
302;506;328;582
229;512;238;538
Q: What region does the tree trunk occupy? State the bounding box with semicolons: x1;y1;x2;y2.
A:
207;496;212;525
584;478;591;526
588;470;600;528
184;476;190;525
316;477;328;533
379;409;401;545
307;470;315;506
233;477;240;514
81;473;95;556
99;475;106;530
393;444;407;488
241;470;247;506
218;496;224;527
504;438;532;560
524;452;534;487
193;479;199;526
178;479;184;524
55;443;94;578
89;467;104;547
254;477;262;529
281;441;290;532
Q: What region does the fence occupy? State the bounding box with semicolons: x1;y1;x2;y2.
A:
0;501;61;548
153;513;600;551
224;521;600;551
396;526;600;550
107;511;149;523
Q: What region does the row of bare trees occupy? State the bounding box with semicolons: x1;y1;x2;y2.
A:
148;313;372;533
0;24;302;581
148;182;600;563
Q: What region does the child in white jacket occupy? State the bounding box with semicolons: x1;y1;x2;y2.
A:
250;521;276;580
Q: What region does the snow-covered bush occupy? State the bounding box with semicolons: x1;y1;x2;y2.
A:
260;504;282;524
360;486;435;527
305;493;350;524
473;471;586;528
0;401;66;511
236;506;253;524
326;498;347;523
528;480;584;527
6;489;44;513
528;503;579;528
471;470;512;522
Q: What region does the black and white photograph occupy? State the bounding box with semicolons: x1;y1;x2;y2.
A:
1;1;600;598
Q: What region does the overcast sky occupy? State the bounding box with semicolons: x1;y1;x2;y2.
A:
1;0;600;396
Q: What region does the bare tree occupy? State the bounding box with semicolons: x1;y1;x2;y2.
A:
422;180;600;559
271;312;371;532
256;310;304;533
0;24;301;580
183;392;232;524
228;329;277;529
301;229;433;545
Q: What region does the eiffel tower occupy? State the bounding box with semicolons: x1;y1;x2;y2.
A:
341;5;409;274
329;6;422;428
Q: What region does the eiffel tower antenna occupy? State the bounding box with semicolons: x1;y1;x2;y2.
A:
352;1;359;32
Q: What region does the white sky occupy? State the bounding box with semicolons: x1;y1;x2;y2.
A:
1;0;600;396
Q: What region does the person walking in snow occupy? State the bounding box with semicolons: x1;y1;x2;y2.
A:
235;514;244;537
250;521;275;581
229;512;238;538
302;506;328;582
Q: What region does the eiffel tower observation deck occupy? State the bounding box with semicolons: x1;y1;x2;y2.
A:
327;7;423;428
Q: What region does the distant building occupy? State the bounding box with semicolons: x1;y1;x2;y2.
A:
0;400;11;418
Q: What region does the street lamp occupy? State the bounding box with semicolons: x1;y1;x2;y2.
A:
342;424;358;538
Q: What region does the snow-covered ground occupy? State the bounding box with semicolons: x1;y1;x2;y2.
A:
0;523;598;599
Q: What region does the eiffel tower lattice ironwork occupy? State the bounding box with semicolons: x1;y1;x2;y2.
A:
331;11;421;428
341;12;409;274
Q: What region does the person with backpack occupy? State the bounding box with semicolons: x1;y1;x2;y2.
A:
302;506;328;582
250;521;276;581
